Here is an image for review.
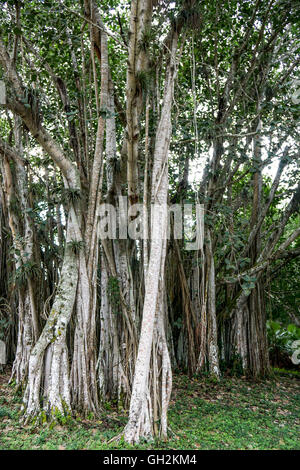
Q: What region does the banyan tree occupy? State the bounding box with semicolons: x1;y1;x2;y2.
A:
0;0;299;443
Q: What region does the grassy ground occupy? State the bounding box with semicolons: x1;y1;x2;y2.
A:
0;369;299;450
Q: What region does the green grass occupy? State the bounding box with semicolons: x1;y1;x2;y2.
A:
0;370;299;450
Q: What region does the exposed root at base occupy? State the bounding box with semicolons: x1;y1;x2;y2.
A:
108;430;124;444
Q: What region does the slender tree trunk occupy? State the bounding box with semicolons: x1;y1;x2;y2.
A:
227;113;270;377
124;35;178;443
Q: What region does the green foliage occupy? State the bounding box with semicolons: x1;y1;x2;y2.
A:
241;274;257;296
267;252;300;326
67;240;84;255
0;406;13;419
62;188;81;205
13;261;41;286
51;405;73;426
138;27;154;52
135;70;154;93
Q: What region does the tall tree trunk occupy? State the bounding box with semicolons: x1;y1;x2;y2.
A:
0;120;39;386
228;113;270;377
124;34;178;443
